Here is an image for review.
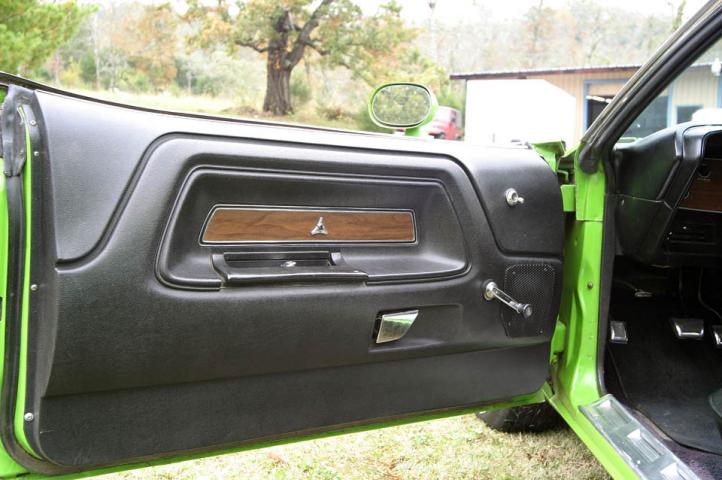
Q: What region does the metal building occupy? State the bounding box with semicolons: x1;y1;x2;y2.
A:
451;63;722;146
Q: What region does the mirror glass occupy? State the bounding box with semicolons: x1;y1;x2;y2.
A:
371;84;432;128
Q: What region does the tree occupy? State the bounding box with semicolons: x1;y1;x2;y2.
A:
0;0;92;74
117;3;179;90
667;0;687;32
186;0;417;115
519;0;555;68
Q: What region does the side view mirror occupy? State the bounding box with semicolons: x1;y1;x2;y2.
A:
368;83;438;137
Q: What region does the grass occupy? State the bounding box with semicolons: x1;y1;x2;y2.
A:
67;89;362;131
95;415;608;480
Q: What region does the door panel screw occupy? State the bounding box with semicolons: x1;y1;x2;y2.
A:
23;413;34;422
587;282;594;289
30;284;38;291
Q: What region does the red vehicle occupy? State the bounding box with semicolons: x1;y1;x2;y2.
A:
422;105;463;140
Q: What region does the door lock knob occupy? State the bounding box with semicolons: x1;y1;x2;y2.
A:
505;188;524;206
483;281;533;318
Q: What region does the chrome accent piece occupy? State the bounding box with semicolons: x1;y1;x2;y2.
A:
669;317;704;340
376;310;418;344
504;188;524;206
483;280;533;318
581;394;699;480
310;216;329;236
712;325;722;348
610;320;629;344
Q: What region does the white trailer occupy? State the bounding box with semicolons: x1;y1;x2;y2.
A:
464;79;576;147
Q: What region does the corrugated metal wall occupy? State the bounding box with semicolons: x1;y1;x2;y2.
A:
670;67;720;123
534;71;631;141
465;66;722;144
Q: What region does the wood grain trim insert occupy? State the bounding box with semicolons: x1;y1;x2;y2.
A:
201;207;416;244
680;159;722;212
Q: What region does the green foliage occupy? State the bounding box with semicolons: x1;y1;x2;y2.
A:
79;51;97;85
290;72;312;106
0;0;93;74
355;104;387;133
59;60;83;87
115;3;178;91
436;85;465;113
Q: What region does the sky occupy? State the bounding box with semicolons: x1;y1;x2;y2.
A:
115;0;712;23
358;0;710;24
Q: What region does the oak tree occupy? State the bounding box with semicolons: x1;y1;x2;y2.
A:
186;0;416;115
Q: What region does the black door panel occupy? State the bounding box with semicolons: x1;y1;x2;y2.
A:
10;89;564;470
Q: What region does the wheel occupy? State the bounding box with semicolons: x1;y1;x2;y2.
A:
476;403;564;433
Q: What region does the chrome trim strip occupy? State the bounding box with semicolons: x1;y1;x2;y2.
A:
581;394;699;480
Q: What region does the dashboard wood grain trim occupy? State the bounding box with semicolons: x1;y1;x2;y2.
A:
680;159;722;212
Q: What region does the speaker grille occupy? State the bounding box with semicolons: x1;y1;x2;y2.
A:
501;263;556;337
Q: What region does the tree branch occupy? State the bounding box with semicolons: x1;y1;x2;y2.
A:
305;40;330;56
237;40;268;53
285;0;334;68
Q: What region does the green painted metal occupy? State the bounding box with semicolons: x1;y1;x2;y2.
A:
0;167;28;479
560;184;576;212
13;106;39;459
532;141;566;172
0;92;33;476
544;145;638;480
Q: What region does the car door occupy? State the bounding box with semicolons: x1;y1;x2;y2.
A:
0;77;563;476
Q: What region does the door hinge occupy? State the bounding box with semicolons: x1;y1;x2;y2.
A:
2;85;38;177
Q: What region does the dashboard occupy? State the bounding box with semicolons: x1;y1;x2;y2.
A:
614;124;722;265
679;133;722;211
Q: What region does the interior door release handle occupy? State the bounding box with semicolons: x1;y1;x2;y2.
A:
483;280;533;318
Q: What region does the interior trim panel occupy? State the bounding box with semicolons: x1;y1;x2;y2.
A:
16;90;564;470
201;206;416;244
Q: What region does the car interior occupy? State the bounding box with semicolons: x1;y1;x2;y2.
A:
606;123;722;472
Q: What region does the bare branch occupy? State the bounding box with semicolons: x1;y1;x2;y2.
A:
237;40;268;53
305;40;330;56
285;0;334;68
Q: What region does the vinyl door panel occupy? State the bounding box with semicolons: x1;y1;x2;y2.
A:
14;90;564;470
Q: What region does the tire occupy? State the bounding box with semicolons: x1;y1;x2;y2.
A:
476;403;564;433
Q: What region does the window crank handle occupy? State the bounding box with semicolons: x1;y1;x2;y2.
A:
483;281;533;318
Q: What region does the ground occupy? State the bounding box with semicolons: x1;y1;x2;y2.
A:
97;414;608;480
71;89;362;131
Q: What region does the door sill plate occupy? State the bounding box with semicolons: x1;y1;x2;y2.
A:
581;394;699;480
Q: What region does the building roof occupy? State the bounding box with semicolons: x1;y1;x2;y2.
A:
450;64;642;81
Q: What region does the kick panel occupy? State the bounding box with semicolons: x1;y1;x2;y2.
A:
13;90;564;471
